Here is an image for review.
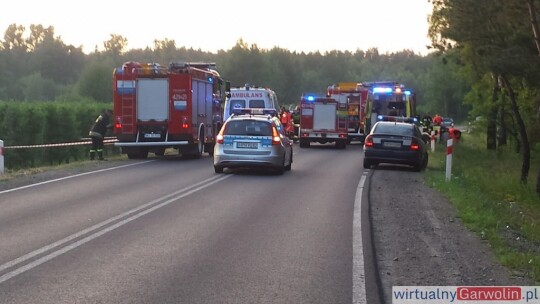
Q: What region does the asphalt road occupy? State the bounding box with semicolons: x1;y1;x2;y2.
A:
0;143;375;304
0;142;529;304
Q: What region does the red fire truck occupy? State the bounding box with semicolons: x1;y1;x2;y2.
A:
326;82;369;143
298;94;348;149
112;62;224;159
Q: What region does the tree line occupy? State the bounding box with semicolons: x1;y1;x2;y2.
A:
1;13;540;194
429;0;540;194
0;23;468;117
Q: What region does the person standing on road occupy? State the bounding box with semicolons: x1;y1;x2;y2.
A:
89;109;113;161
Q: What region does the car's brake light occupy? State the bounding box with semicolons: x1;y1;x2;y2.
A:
217;125;226;144
364;135;374;147
272;126;281;145
410;138;420;150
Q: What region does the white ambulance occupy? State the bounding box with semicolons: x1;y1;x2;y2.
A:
223;84;280;121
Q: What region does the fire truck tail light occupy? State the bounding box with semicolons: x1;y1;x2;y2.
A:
272;126;281;145
182;117;189;129
364;135;374;147
114;116;122;130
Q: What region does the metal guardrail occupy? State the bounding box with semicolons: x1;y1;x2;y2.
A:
3;137;118;149
0;137;118;175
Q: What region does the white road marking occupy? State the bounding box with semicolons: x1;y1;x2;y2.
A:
0;174;231;284
352;172;368;304
0;161;156;195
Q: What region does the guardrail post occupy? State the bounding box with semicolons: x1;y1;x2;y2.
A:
446;138;453;182
0;139;4;175
430;130;435;152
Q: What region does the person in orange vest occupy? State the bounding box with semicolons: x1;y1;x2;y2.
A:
279;107;294;138
279;107;288;124
432;113;443;126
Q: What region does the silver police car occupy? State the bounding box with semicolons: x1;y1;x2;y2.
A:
213;108;293;174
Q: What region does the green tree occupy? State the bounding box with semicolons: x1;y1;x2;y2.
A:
18;72;59;101
2;23;27;51
104;34;128;57
429;0;537;184
77;60;114;102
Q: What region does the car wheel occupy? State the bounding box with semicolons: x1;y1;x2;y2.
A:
363;158;371;169
413;158;423;172
285;150;292;171
214;166;223;174
422;152;429;170
277;155;286;175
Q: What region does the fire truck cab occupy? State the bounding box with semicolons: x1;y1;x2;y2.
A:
113;61;224;159
298;94;348;149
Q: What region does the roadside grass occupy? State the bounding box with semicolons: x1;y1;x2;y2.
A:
0;151;126;181
425;132;540;283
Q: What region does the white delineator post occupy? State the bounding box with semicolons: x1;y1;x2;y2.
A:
446;138;453;181
0;140;4;175
430;130;435;152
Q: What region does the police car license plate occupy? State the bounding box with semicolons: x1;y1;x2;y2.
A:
237;142;258;149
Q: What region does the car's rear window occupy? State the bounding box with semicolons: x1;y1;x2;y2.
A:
224;120;272;136
373;123;413;136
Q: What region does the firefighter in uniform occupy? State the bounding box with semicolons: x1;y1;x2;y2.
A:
89;109;113;160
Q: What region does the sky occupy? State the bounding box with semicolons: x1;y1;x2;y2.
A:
1;0;433;55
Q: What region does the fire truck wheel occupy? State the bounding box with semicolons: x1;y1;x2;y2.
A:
336;140;347;149
299;140;310;148
127;149;148;159
154;148;165;156
206;143;214;156
189;129;205;159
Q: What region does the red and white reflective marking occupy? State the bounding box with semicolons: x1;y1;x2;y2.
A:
446;139;453;181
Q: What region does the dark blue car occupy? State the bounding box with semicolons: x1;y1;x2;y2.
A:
363;121;429;171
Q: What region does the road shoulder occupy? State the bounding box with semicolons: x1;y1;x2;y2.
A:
368;166;533;303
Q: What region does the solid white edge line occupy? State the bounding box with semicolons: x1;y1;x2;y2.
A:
0;160;156;195
352;173;368;304
0;174;229;276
